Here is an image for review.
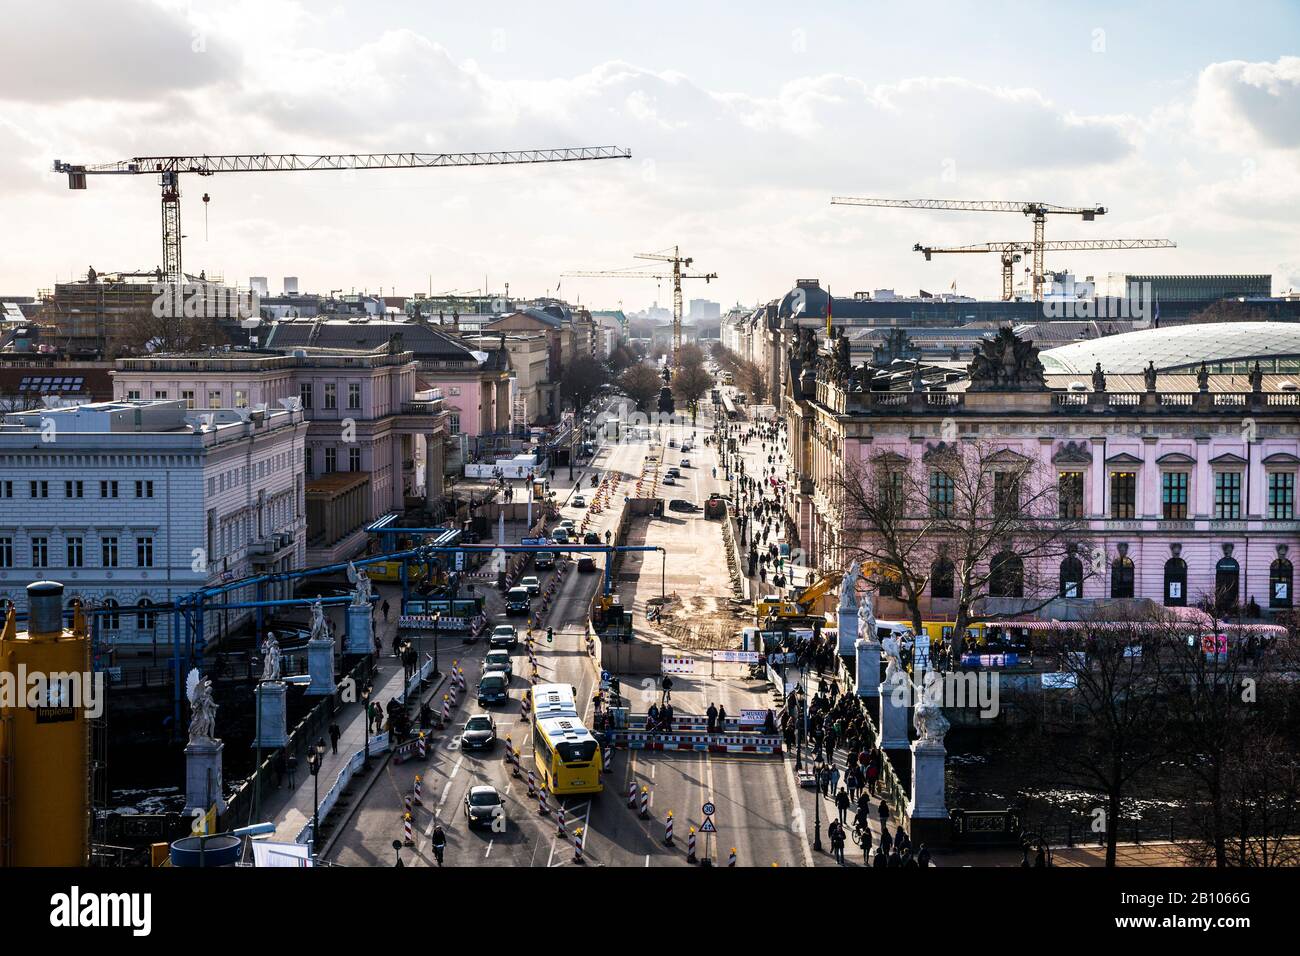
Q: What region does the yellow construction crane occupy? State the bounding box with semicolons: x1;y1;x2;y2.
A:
564;245;716;368
54;147;632;289
913;238;1177;301
831;196;1107;302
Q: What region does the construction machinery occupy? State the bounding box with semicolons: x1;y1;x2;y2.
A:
563;246;716;369
831;196;1107;301
913;238;1177;301
54;147;632;289
755;569;844;623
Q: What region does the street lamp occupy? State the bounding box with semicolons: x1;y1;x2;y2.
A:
361;685;372;770
812;754;825;852
307;738;326;852
392;838;405;867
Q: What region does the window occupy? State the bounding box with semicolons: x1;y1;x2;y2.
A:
324;448;337;473
0;537;11;568
1214;554;1240;614
153;390;168;400
30;480;49;499
65;480;84;499
182;390;196;409
348;383;361;409
1164;557;1187;607
0;481;11;498
993;471;1021;517
136;598;156;632
1110;472;1136;519
929;471;954;517
136;536;154;568
1060;553;1084;598
234;389;249;409
1214;472;1242;520
31;536;48;568
100;480;118;498
1058;472;1084;519
135;480;154;499
207;390;222;409
930;558;954;599
299;383;313;409
989;551;1023;598
1161;472;1189;519
349;448;361;471
324;384;337;410
449;413;461;435
304;447;313;475
127;389;142;400
66;536;83;568
1268;472;1295;520
1111;554;1135;599
103;599;120;631
1271;556;1294;609
101;536;119;568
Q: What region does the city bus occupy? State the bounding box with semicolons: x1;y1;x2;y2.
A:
529;682;604;795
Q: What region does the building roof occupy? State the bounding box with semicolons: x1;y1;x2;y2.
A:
1039;322;1300;374
265;319;479;362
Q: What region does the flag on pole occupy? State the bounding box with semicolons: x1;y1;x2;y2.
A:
825;287;833;336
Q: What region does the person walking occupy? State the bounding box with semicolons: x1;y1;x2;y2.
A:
917;844;931;868
829;764;841;797
328;722;341;755
382;599;391;622
716;704;728;731
706;702;718;735
859;814;873;865
835;787;850;825
431;824;447;866
829;819;846;864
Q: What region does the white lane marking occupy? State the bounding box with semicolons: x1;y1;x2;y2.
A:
485;840;494;858
781;757;816;868
645;854;650;867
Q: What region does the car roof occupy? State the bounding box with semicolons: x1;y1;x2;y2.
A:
493;623;515;631
469;784;500;797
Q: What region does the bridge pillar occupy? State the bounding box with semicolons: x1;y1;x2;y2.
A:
183;738;226;816
877;671;910;749
345;603;374;656
253;681;289;749
854;638;880;699
305;635;336;696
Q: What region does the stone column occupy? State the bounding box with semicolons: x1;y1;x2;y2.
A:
855;638;881;699
425;432;444;512
909;737;948;829
305;634;336;696
253;682;289;748
184;738;226;816
878;671;910;749
345;603;374;656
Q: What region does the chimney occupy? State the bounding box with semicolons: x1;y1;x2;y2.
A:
27;580;64;638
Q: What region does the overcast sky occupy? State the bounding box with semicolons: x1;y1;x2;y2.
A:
2;0;1299;309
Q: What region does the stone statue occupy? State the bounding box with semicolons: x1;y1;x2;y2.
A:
1197;361;1210;392
261;632;282;682
309;599;329;642
1091;362;1106;393
1250;361;1263;393
1144;361;1157;392
186;668;218;743
858;589;877;646
839;560;860;612
913;680;950;745
966;328;1047;392
881;633;902;681
347;561;373;607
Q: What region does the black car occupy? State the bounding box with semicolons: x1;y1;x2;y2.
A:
461;714;497;751
489;624;518;649
583;531;600;544
534;550;556;570
477;672;510;706
668;498;700;513
577;556;597;572
465;785;505;828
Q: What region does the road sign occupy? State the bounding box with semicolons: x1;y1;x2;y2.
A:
700;818;717;833
702;801;715;817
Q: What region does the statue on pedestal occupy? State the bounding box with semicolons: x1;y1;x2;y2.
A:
347;561;373;607
839;560;860;612
881;634;902;681
261;632;282;682
186;669;218;743
310;599;329;642
857;588;877;645
914;680;950;745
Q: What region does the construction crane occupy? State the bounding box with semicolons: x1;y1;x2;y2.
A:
913;238;1177;301
53;147;632;288
830;196;1107;301
563;246;716;368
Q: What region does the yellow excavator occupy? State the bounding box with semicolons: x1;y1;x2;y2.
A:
753;561;900;623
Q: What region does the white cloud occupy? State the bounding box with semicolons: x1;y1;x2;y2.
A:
1193;56;1300;150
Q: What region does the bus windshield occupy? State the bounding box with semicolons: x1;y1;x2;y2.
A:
555;740;598;763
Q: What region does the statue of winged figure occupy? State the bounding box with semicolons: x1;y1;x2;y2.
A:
186;668;218;743
347;561;373;607
914;678;950;745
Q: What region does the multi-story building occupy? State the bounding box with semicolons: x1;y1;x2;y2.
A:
782;325;1300;621
0;400;308;651
110;344;449;564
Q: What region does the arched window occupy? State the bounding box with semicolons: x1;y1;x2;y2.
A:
1269;558;1292;609
103;598;120;631
1215;555;1240;615
1111;555;1135;599
1163;557;1188;607
931;558;954;599
1060;553;1084;599
989;551;1024;598
136;597;156;631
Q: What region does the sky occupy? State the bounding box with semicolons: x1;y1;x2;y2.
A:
1;0;1299;310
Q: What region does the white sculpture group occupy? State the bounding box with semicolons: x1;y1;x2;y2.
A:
347;561;373;607
186;668;218;743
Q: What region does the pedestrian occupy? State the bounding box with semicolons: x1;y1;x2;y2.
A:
382;599;391;622
328;722;341;755
285;753;298;788
706;702;718;735
716;704;728;730
829;764;841;796
829;819;846;864
878;799;890;829
859;815;873;865
917;844;931;868
873;847;887;869
879;825;893;858
865;761;879;796
835;787;850;825
661;674;673;704
431;824;447;866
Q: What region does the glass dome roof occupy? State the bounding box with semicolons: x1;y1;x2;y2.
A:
1038;322;1300;374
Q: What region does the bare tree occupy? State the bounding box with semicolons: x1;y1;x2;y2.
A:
619;362;662;412
671;363;713;424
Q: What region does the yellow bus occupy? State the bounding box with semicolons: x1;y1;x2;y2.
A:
530;682;604;795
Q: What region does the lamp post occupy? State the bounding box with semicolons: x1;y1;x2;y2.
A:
392;838;405;867
361;685;372;770
307;738;326;852
812;754;825;852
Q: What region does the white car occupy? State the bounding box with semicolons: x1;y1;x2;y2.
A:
521;575;541;596
573;495;587;507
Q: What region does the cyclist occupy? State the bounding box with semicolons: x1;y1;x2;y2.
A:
430;823;447;866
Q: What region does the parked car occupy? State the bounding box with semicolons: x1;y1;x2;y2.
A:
477;672;510;706
520;575;541;596
534;551;555;571
460;714;497;751
489;624;518;649
668;498;700;513
577;556;597;573
505;586;531;616
465;784;505;827
483;649;513;679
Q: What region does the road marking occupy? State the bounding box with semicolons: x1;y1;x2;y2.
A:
485;840;494;858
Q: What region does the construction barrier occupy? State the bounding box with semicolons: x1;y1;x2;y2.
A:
403;813;414;847
572;826;585;864
687;827;697;864
627;781;637;808
607;730;783;755
664;811;674;846
414;774;424;807
639;786;650;819
538;787;551;817
729;847;737;867
527;769;537;798
556;805;567;837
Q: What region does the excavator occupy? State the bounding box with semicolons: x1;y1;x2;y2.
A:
754;570;844;623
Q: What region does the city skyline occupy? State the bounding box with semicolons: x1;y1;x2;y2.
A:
1;0;1298;306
